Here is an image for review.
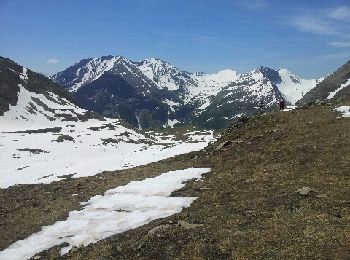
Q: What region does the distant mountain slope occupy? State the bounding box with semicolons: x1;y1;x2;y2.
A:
52;55;320;128
296;60;350;105
276;68;323;105
0;56;92;124
194;67;284;128
0;57;215;187
74;72;169;128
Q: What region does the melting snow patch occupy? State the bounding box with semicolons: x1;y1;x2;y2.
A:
335;106;350;117
0;168;211;260
327;78;350;100
282;106;297;112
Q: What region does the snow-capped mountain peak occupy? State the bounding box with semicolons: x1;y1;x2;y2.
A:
51;55;134;92
135;58;191;91
52;55;321;128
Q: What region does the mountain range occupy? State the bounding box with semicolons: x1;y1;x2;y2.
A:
52;55;323;129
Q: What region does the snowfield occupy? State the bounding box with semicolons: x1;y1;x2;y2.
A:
0;168;211;260
0;121;214;188
0;84;215;188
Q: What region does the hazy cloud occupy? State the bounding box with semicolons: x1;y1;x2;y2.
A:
46;58;59;64
291;16;334;35
329;41;350;48
328;6;350;21
288;5;350;51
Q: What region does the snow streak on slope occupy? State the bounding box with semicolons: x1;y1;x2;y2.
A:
327;78;350;100
0;168;211;260
0;84;86;128
277;69;320;105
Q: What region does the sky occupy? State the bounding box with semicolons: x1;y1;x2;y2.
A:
1;0;350;78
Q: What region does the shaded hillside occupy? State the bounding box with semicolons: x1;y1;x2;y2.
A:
297;60;350;105
0;57;104;124
1;101;349;259
74;72;169;128
0;56;75;116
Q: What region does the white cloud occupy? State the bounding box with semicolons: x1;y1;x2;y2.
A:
291;16;334;35
46;58;59;64
328;6;350;21
329;41;350;48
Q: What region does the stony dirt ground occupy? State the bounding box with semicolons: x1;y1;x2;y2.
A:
1;101;350;259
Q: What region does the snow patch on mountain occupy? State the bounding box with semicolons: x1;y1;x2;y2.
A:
19;67;28;81
136;58;187;91
277;69;320;105
73;56;121;92
0;84;86;129
187;69;239;110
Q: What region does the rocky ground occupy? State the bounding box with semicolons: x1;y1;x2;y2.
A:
1;100;350;259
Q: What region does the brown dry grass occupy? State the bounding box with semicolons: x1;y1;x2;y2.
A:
1;102;349;259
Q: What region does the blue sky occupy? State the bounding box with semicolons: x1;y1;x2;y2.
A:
1;0;350;78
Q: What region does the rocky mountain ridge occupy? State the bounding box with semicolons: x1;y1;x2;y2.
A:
52;55;323;128
297;59;350;106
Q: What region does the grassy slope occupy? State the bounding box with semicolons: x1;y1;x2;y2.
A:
1;102;349;259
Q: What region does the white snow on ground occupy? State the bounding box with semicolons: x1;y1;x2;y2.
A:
277;69;318;105
335;106;350;117
0;120;214;188
0;168;211;260
0;84;215;188
327;78;350;100
282;105;297;112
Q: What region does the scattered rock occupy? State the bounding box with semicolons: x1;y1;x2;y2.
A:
297;187;313;196
147;224;172;237
54;135;74;142
17;148;49;154
4;127;62;134
216;141;231;150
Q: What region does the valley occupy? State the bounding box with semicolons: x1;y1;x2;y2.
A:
0;55;350;259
